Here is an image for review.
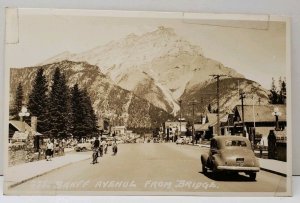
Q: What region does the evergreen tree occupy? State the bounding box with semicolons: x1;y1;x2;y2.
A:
71;84;84;139
269;77;278;104
11;82;24;119
82;89;99;137
268;77;286;104
185;121;192;137
48;68;71;138
278;80;287;104
70;85;98;139
28;68;49;134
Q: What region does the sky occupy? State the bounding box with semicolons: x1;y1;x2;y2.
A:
5;9;287;89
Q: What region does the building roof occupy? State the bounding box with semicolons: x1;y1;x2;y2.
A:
220;114;235;127
194;123;209;131
9;120;42;135
206;113;227;126
9;120;32;131
235;105;286;123
194;113;226;131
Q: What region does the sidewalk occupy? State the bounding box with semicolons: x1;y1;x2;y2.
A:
5;152;91;188
258;158;287;176
195;144;286;176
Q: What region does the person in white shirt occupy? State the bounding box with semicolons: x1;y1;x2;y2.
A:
46;140;54;161
101;139;108;154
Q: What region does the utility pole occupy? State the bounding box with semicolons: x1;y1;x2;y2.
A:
179;99;182;136
189;100;198;144
240;91;246;137
210;74;226;136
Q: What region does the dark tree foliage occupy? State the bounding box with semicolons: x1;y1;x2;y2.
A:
278;80;286;104
48;68;71;138
81;89;99;136
11;82;23;119
27;68;49;134
70;84;98;139
185;121;192;137
269;77;286;104
269;78;278;104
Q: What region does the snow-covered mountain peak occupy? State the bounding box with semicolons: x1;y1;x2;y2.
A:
39;26;247;114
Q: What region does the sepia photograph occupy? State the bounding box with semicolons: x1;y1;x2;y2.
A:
3;9;291;196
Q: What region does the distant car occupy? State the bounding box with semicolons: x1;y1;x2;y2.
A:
201;136;260;180
176;138;185;145
106;138;113;146
153;138;159;143
75;142;93;152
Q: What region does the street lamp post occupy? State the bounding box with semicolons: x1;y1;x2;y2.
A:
18;106;30;132
272;107;282;131
179;99;182;137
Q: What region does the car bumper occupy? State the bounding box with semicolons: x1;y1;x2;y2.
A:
217;166;260;172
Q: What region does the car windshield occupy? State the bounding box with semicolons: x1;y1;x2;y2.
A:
225;140;247;147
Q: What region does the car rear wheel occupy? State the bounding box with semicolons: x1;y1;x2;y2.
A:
249;172;257;181
202;164;207;174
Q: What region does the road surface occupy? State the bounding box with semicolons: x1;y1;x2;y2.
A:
9;143;287;195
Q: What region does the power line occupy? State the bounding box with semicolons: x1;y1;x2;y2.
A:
239;91;246;137
209;74;227;136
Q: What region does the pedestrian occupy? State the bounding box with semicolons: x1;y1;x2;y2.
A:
46;140;54;161
112;141;118;155
92;137;100;164
101;139;108;154
268;130;277;159
59;140;64;156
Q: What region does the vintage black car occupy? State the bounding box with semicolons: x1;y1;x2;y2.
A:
201;136;260;180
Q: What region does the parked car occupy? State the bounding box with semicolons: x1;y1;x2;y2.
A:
201;136;260;180
176;137;185;145
75;141;93;152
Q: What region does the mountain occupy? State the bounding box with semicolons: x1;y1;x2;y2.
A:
40;26;244;115
10;60;174;130
180;78;270;121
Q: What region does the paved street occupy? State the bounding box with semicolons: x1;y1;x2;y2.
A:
9;143;287;194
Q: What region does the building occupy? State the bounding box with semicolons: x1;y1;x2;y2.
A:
98;117;110;135
194;113;227;139
220;114;235;136
9;120;42;143
165;119;187;139
111;126;127;136
232;104;286;138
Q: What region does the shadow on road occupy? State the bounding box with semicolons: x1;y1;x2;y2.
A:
199;171;257;182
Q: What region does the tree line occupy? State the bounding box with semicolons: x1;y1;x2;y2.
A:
269;77;286;104
11;67;99;140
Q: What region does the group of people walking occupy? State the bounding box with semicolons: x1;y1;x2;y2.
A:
44;138;66;161
92;137;118;164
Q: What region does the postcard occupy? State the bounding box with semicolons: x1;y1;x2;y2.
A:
3;8;292;196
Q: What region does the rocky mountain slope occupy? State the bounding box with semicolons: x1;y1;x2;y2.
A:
10;60;174;130
180;77;269;120
41;26;244;115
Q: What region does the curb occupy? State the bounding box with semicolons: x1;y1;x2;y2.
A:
8;156;91;189
199;145;210;148
259;167;286;177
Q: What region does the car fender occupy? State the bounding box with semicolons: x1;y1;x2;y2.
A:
201;153;208;165
212;154;223;168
